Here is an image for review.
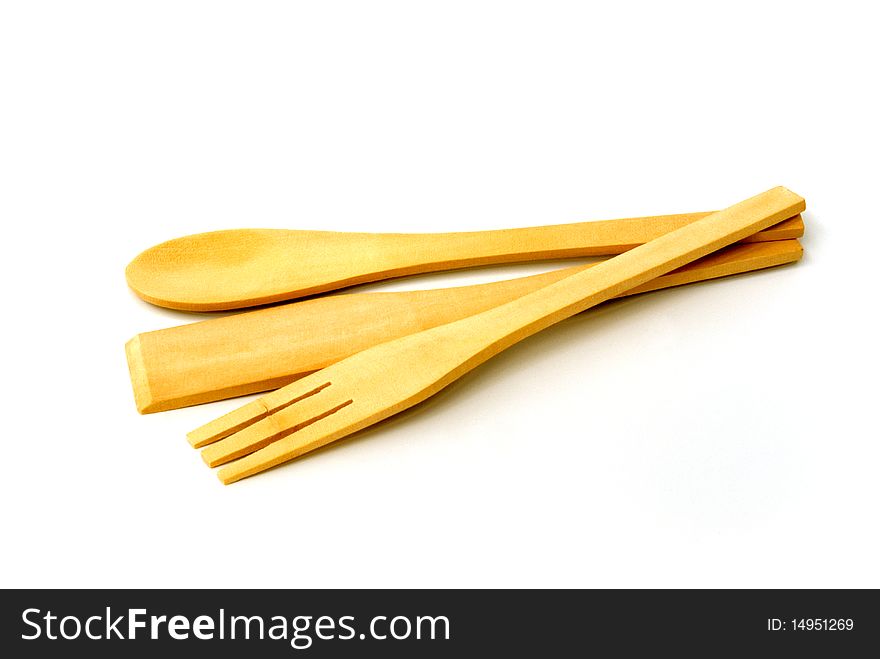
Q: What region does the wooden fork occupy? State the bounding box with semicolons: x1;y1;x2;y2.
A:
189;187;805;484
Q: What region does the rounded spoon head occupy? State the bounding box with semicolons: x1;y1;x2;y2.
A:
125;229;310;311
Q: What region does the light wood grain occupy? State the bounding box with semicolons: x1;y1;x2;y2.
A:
187;187;805;483
125;212;803;311
133;239;802;419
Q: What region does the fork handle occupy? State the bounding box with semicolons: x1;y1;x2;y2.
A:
435;187;805;363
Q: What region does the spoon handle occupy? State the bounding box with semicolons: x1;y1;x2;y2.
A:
383;212;802;265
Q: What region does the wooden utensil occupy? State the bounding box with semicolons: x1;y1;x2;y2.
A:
188;186;805;484
125;212;803;311
130;239;802;415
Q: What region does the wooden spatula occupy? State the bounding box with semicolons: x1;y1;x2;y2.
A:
130;239;802;416
187;187;805;483
125;211;803;311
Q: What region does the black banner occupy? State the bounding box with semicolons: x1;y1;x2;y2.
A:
1;589;876;656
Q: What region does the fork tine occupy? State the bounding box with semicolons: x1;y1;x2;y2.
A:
187;379;332;448
200;383;350;466
215;403;365;484
186;399;270;448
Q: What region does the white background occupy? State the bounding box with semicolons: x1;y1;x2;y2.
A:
1;1;877;588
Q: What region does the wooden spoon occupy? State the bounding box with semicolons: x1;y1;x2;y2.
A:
125;213;803;310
